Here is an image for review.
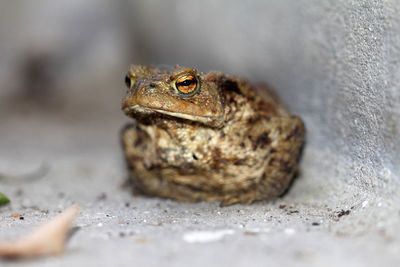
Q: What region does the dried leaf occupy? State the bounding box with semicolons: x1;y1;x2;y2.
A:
0;205;81;259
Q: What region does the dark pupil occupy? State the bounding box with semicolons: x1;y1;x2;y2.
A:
124;75;131;88
177;79;195;87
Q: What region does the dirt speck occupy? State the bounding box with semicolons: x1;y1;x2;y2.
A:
337;209;351;218
287;210;299;214
244;231;258;236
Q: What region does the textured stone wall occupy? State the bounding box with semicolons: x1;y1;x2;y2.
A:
123;0;400;204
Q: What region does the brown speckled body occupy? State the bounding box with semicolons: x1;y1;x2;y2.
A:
121;65;305;206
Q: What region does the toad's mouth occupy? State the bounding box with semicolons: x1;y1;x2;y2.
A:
123;104;224;128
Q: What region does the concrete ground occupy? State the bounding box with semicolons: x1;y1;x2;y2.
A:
0;103;399;267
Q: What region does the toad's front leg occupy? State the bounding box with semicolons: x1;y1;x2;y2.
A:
121;122;162;195
121;123;221;203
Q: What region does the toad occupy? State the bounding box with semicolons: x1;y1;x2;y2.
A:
121;65;305;206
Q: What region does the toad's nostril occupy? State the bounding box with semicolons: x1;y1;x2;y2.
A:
149;83;156;92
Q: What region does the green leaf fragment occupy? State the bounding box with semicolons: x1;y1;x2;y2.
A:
0;192;10;205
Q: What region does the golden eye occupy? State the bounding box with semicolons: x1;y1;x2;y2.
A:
124;74;135;89
175;75;198;95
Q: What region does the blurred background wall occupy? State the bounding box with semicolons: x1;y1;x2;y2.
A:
1;0;400;206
